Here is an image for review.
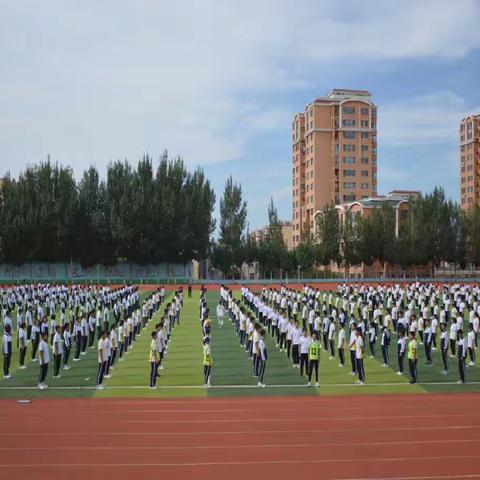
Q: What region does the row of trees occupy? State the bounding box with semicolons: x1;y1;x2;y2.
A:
213;184;480;278
0;153;215;265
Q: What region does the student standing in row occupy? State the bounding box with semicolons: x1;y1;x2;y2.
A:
355;328;366;385
257;329;267;388
337;322;346;367
149;331;159;389
467;323;476;366
216;301;225;328
458;329;467;384
408;331;418;384
203;337;212;388
18;322;28;369
3;325;13;379
397;328;406;375
96;331;108;390
63;323;71;370
307;332;321;387
52;326;63;379
440;323;449;374
38;332;49;389
299;329;310;376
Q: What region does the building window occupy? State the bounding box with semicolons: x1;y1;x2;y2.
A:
343;156;356;164
343;170;356;177
361;132;369;139
343;144;356;152
361;145;369;152
342;119;355;127
361;182;369;189
343;194;355;202
361;157;369;164
361;170;369;177
343;131;356;139
361;107;369;115
361;120;369;128
343;106;355;114
344;182;356;189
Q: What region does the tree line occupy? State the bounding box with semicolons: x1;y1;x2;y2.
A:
0;153;215;266
214;184;480;278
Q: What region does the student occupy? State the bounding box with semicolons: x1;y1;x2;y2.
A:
299;329;310;376
156;321;166;373
52;326;63;378
118;320;125;361
423;319;433;366
17;321;27;369
291;320;302;368
109;324;118;370
457;329;467;384
440;322;449;374
38;332;50;389
397;328;406;375
380;326;390;367
368;321;376;358
149;331;159;389
354;328;366;385
203;336;212;388
2;325;13;379
88;311;96;348
449;320;457;357
467;323;476;366
63;323;71;370
307;332;321;387
96;331;108;390
80;315;88;355
257;328;267;388
348;323;357;376
407;331;418;384
216;301;225;328
31;319;41;361
73;318;81;361
328;318;336;359
337;322;346;367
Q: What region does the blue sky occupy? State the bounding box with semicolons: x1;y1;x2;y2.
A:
1;0;480;230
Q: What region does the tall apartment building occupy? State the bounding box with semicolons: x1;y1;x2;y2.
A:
460;113;480;209
291;89;377;247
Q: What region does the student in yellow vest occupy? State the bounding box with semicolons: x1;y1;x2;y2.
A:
408;330;418;384
149;331;159;389
307;332;321;387
203;336;212;388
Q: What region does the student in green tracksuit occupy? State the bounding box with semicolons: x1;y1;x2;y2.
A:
307;332;321;387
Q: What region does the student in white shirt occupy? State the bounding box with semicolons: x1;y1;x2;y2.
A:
96;331;108;390
467;323;476;366
2;325;13;379
337;323;346;367
216;301;225;328
397;328;406;374
257;329;267;388
63;323;71;370
457;329;467;384
355;328;366;385
299;329;310;376
38;333;50;389
52;326;63;378
449;321;458;357
291;320;302;368
18;322;28;369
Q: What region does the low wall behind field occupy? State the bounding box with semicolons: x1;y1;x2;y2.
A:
0;262;193;284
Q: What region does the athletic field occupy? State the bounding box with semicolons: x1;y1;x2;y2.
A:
1;288;479;398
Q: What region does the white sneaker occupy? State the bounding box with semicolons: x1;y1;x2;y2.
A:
457;380;464;384
63;366;69;370
53;375;60;379
81;352;86;356
468;361;474;366
31;358;38;362
159;365;164;370
110;366;115;370
19;365;27;369
73;358;80;362
358;381;365;385
104;374;111;379
42;384;48;389
149;386;157;390
449;354;455;358
329;356;334;360
260;383;266;388
307;381;311;387
432;347;437;351
257;381;262;387
369;355;374;359
397;371;403;375
315;382;319;387
38;383;45;390
355;380;361;384
96;384;104;390
4;374;12;379
338;364;344;368
119;358;125;361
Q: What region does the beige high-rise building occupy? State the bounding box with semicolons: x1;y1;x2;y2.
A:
460;113;480;209
291;89;377;247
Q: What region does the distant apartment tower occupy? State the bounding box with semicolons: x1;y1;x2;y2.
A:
291;89;377;247
460;113;480;209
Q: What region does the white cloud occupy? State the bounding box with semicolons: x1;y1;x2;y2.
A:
380;91;480;147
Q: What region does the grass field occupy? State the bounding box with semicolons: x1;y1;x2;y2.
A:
1;288;479;398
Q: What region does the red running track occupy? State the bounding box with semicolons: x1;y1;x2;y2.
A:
1;394;480;480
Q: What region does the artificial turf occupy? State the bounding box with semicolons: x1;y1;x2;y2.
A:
1;289;479;398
